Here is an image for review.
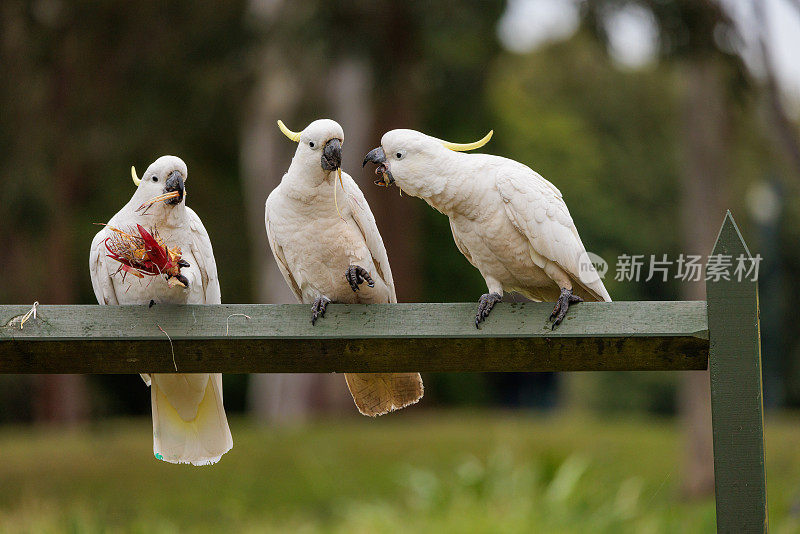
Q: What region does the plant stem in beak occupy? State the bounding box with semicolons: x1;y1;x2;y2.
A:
136;191;181;213
333;168;345;221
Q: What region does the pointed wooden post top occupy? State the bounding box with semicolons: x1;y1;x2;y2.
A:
711;210;752;260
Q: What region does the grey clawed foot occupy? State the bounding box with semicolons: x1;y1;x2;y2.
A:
311;296;331;325
345;265;375;292
549;288;583;329
475;292;502;328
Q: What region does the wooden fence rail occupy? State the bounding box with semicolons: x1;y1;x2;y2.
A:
1;301;707;374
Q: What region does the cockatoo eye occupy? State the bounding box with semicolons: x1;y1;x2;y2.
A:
151;176;158;182
309;141;315;148
395;150;406;160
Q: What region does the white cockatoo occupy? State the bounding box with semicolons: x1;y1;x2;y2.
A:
363;129;610;328
265;119;423;416
89;155;232;465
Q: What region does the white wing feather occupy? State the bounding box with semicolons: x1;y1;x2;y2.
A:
341;171;397;303
89;229;119;306
185;206;221;305
264;190;303;302
496;168;611;302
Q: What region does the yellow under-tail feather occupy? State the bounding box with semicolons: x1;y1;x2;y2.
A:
151;373;232;466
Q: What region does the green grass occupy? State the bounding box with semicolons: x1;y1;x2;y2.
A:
0;411;798;533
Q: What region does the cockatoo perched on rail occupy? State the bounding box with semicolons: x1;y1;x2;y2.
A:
89;155;232;465
265;119;423;416
364;129;610;328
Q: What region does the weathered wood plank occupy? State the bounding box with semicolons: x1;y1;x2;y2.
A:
706;212;768;533
0;301;708;373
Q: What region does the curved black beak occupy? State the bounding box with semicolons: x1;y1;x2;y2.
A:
164;170;184;204
363;146;394;186
363;146;386;167
321;138;342;171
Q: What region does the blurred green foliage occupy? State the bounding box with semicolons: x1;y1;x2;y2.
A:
1;412;799;532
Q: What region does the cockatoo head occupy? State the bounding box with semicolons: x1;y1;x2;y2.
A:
363;129;492;196
131;155;188;209
278;118;344;174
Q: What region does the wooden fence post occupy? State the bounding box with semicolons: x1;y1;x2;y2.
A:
706;211;768;533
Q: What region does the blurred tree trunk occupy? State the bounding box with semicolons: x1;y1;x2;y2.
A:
32;29;89;426
240;43;316;423
33;166;89;425
678;57;730;498
367;3;423;302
